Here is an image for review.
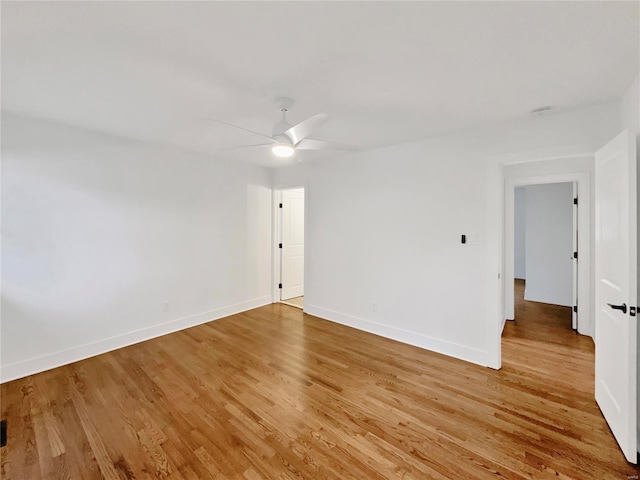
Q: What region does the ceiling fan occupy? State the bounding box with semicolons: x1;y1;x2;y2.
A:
208;98;357;158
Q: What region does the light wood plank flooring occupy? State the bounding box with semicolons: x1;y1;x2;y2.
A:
1;292;638;479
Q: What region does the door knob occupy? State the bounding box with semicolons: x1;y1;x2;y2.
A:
607;303;627;314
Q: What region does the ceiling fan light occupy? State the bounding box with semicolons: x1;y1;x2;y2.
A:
271;142;295;158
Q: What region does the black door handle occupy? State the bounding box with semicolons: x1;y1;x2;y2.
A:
607;303;627;314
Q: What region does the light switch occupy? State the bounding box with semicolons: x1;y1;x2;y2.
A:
462;234;477;245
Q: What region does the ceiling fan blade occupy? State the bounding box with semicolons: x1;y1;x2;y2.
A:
205;118;277;143
284;113;331;145
220;143;272;151
295;138;358;151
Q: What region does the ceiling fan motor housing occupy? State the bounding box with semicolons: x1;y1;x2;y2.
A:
272;108;293;140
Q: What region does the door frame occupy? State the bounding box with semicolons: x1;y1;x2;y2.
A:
504;174;590;337
485;145;596;369
272;186;306;305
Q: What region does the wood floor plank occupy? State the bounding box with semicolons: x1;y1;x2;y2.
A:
2;282;638;479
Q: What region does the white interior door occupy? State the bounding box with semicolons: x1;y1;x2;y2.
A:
281;189;304;300
595;130;637;463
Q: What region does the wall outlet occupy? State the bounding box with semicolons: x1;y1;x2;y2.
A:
371;302;378;312
163;301;170;312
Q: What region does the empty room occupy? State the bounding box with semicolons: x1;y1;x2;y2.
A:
1;2;639;479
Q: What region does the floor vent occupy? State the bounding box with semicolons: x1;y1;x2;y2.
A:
1;420;6;447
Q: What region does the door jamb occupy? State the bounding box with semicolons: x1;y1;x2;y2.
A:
272;186;306;304
504;174;591;338
486;146;595;370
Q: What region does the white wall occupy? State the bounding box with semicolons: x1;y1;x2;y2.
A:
1;113;273;382
523;183;573;306
513;187;526;279
274;102;621;367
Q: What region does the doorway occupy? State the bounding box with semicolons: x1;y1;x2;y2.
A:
275;188;305;309
513;182;577;331
491;142;637;462
503;170;592;339
502;176;597;432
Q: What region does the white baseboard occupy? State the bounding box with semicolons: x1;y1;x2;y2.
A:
304;305;488;367
0;296;272;383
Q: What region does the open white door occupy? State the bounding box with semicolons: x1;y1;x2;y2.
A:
281;189;304;300
595;130;637;463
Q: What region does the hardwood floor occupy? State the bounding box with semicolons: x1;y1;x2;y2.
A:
502;279;596;394
2;293;638;479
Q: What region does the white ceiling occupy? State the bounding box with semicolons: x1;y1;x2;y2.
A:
2;1;638;167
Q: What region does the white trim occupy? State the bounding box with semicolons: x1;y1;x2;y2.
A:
272;186;306;306
305;305;489;367
572;181;578;330
484;161;503;369
504;171;592;337
272;190;283;303
0;296;272;383
280;301;303;310
486;147;596;371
